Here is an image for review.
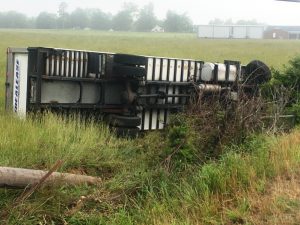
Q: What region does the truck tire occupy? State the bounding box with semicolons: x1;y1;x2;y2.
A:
114;127;140;138
114;54;147;66
245;60;271;85
106;114;141;127
113;64;146;78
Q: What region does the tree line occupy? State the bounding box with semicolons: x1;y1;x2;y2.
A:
0;2;194;33
208;18;264;26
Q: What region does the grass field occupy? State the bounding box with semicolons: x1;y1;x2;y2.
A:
0;29;300;224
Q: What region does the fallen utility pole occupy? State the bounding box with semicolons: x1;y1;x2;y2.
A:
0;166;101;189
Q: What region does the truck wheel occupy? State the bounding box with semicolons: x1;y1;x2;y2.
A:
114;127;140;138
114;54;147;66
245;60;271;85
106;114;141;127
113;64;146;78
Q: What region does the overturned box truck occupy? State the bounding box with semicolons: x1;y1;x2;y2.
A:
5;47;270;136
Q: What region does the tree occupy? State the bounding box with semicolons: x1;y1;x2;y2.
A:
58;2;68;17
112;2;138;31
26;17;36;29
36;12;57;29
0;11;28;28
224;18;234;25
112;11;132;31
164;11;193;33
89;9;111;30
135;3;157;32
69;8;89;29
208;18;225;25
58;2;68;28
209;18;264;26
123;2;138;18
236;19;263;25
0;13;7;28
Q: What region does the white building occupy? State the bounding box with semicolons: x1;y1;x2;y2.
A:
151;25;164;33
198;25;265;39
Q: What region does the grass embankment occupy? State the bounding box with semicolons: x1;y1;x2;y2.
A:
0;112;299;224
0;30;300;224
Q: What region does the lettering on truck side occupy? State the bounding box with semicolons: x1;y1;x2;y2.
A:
14;59;20;113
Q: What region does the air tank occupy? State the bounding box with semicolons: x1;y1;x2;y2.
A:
201;63;237;82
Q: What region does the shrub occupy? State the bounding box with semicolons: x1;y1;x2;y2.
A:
268;55;300;123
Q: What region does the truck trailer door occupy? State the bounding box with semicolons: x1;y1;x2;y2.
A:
6;48;28;117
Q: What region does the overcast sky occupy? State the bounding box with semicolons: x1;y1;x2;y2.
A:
1;0;300;25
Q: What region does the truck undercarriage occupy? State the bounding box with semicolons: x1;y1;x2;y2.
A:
5;47;271;136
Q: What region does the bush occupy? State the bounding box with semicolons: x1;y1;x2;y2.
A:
268;55;300;123
160;91;266;173
272;55;300;94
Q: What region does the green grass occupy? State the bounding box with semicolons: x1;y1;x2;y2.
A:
1;29;300;67
0;29;300;224
0;114;299;225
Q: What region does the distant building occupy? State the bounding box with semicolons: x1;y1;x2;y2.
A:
198;25;300;40
264;26;300;39
151;25;164;33
264;28;289;39
197;25;265;39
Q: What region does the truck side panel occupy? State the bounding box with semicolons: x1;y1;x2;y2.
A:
6;48;28;117
13;54;28;116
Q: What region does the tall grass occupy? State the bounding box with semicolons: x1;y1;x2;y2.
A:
0;112;114;169
103;130;300;225
1;111;300;224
